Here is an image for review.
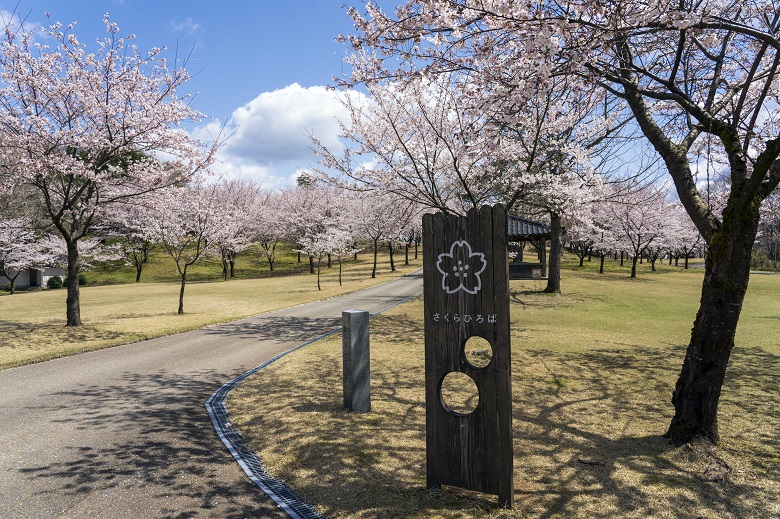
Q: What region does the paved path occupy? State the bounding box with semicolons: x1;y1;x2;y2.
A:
0;272;422;518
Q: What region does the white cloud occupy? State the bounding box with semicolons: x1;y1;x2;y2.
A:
0;9;39;34
171;18;201;36
200;83;366;188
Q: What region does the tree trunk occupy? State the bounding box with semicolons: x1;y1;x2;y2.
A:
630;255;639;278
372;238;379;278
222;259;228;281
317;258;322;291
309;255;315;274
229;259;235;277
620;251;624;266
327;253;332;268
544;211;562;293
415;237;419;259
389;241;396;272
135;263;143;283
65;239;82;326
405;242;410;266
650;258;657;272
178;266;188;315
599;253;605;274
665;214;759;445
684;254;690;269
266;251;275;271
339;259;343;286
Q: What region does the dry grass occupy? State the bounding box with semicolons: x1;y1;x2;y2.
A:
0;254;422;369
229;262;780;518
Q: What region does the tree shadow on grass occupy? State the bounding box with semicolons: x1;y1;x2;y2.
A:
15;370;285;518
231;316;780;518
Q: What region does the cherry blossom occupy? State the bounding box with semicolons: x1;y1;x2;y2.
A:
0;14;219;325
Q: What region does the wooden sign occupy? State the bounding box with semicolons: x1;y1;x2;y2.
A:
422;204;513;507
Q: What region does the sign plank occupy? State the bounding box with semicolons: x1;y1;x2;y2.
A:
422;204;513;507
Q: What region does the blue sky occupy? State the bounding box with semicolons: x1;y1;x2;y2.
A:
1;1;371;187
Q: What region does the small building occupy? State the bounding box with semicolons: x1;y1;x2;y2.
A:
1;267;66;290
507;216;551;280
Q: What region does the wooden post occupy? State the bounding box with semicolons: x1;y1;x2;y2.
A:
422;204;513;508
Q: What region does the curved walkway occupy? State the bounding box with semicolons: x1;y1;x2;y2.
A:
0;271;423;518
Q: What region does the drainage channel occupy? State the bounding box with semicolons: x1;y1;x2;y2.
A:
206;290;422;519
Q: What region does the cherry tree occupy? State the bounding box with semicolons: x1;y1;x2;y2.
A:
146;183;221;314
102;201;158;283
0;216;56;293
287;186;359;290
210;179;259;280
0;15;217;326
278;183;336;275
250;190;285;272
343;0;780;445
608;185;669;278
319;63;613;293
668;202;703;269
350;191;419;278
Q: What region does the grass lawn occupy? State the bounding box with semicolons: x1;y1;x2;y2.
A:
228;257;780;518
0;249;422;370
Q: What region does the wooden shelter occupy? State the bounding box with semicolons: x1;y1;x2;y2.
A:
507;215;551;279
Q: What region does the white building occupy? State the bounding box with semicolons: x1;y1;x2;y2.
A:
1;267;67;289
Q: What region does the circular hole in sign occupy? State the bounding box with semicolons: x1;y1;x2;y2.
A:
464;336;493;369
440;372;479;415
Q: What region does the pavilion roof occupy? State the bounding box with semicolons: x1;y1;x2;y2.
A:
507;215;551;240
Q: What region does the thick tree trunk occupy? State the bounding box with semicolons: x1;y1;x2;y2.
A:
309;255;315;274
229;259;235;277
65;240;82;326
620;251;624;266
544;211;562;293
327;254;332;268
599;253;605;274
684;255;690;269
389;241;396;272
664;211;759;445
135;264;143;283
630;255;639;278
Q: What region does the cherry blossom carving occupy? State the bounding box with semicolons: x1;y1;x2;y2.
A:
436;240;487;295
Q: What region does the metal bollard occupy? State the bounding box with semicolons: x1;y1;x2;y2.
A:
342;309;370;413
